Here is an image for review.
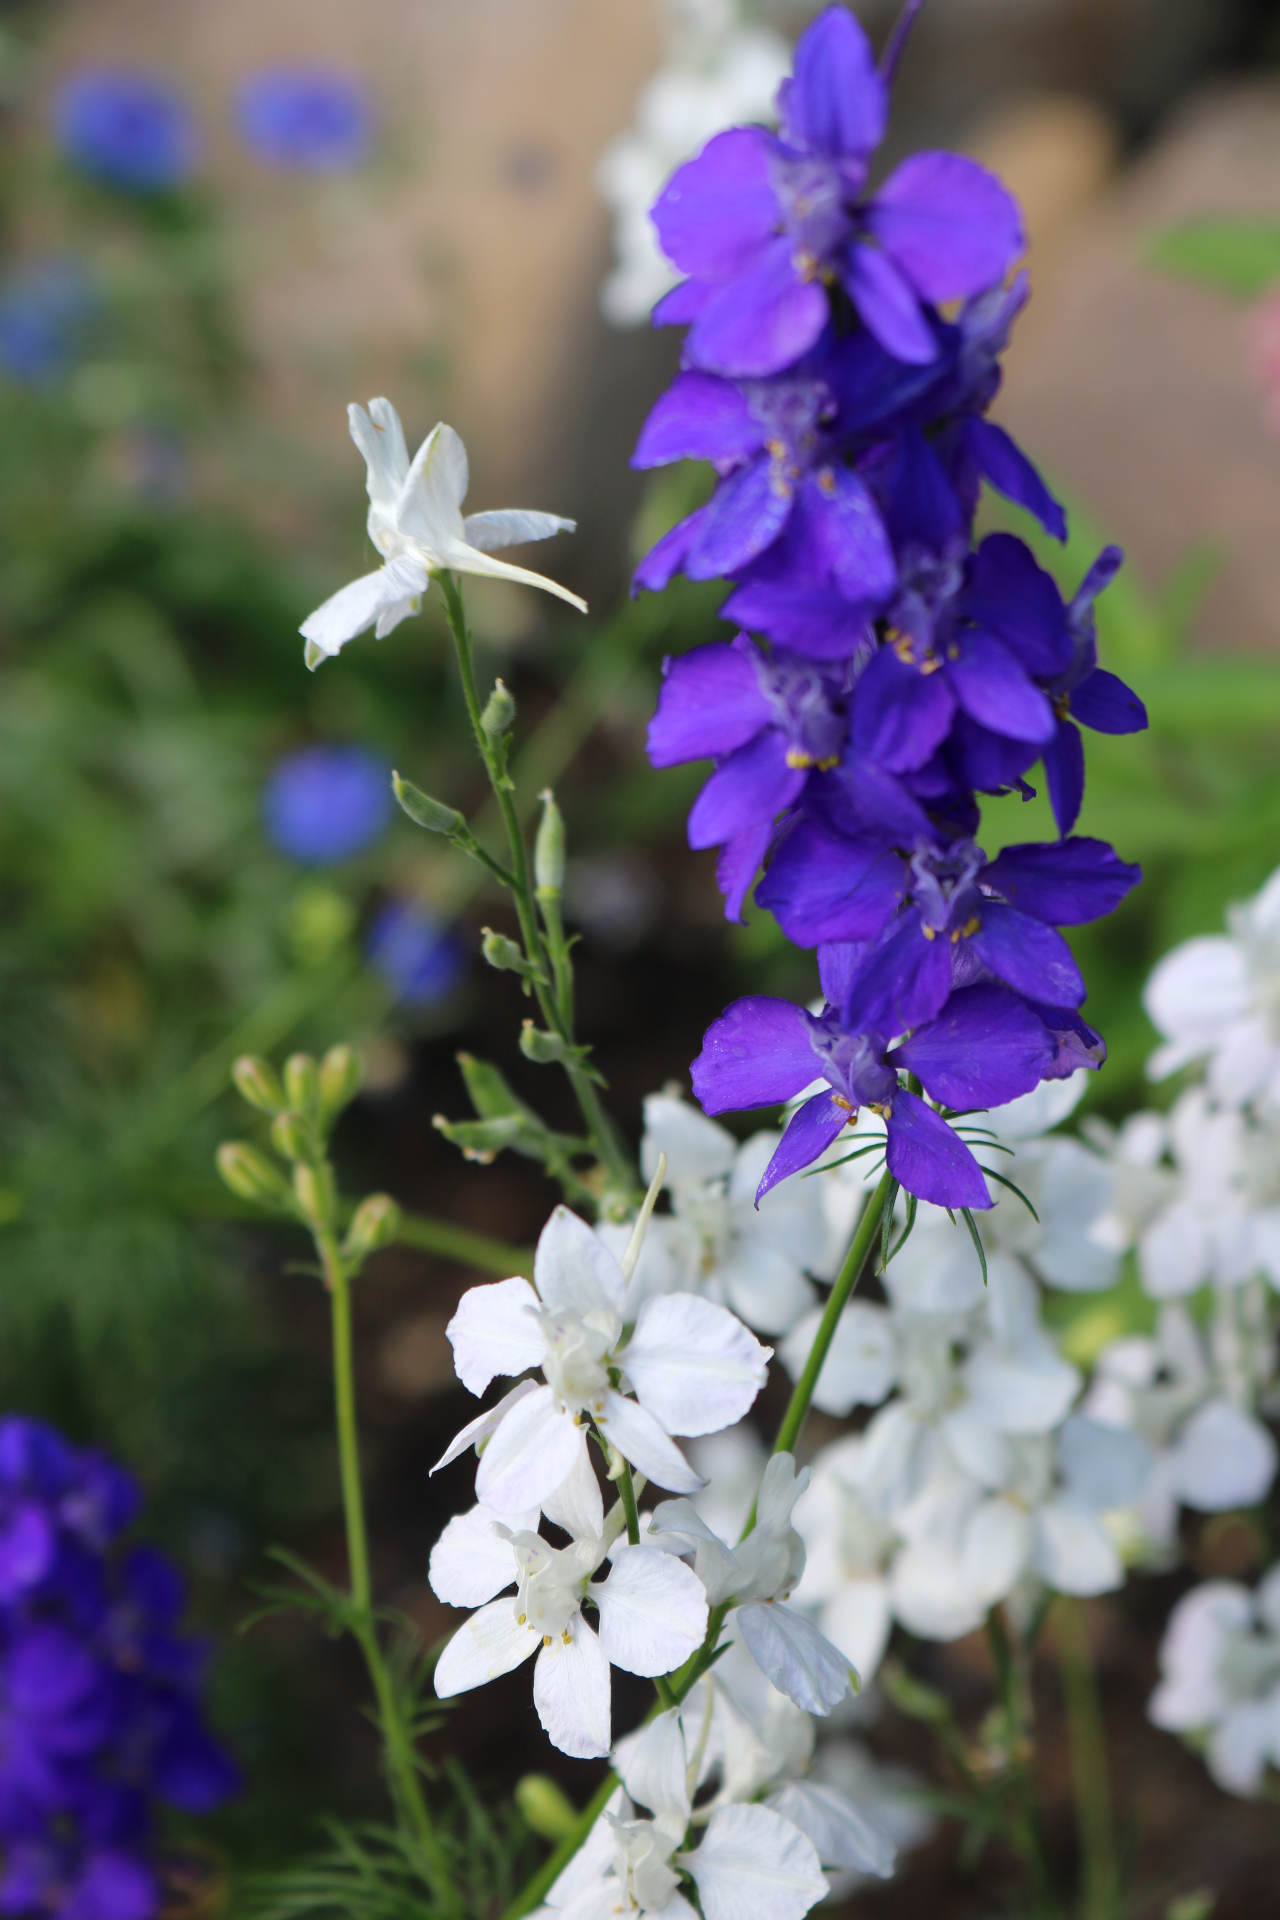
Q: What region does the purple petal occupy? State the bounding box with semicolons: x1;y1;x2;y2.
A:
869;152;1024;301
949;632;1055;743
756;821;905;945
815;751;933;843
948;712;1041;795
692;996;820;1114
756;1091;851;1204
686;455;793;579
782;6;886;157
844;914;952;1032
886;1090;991;1209
651;127;778;279
963;534;1071;678
968;902;1085;1007
963;418;1066;541
688;731;805;849
1071;544;1124;615
7;1626;98;1716
721;577;874;658
984;838;1142;925
842;242;937;364
891;983;1053;1108
1023;997;1107;1077
879;426;963;553
1070;667;1148;735
804;468;897;602
653;279;716;327
686;239;829;378
632;371;763;469
818;940;869;1008
718;820;773;923
67;1852;157;1920
852;646;956;772
0;1505;55;1601
647;642;772;767
1042;718;1085;835
632;504;710;595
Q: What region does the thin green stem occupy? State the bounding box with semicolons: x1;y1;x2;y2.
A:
1056;1596;1119;1920
617;1462;641;1547
501;1770;620;1920
986;1608;1059;1919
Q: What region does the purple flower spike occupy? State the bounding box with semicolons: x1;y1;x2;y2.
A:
237;67;371;173
52;71;196;193
1039;547;1147;834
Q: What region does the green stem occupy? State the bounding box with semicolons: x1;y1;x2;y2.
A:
501;1770;620;1920
617;1461;641;1547
770;1171;891;1462
1056;1596;1119;1920
315;1224;462;1920
438;571;637;1200
985;1607;1059;1919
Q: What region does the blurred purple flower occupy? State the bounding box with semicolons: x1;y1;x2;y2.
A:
236;68;371;172
52;72;196;193
264;744;393;865
0;260;97;388
367;901;466;1005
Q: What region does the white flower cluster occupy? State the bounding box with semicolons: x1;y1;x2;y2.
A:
595;0;791;326
427;1188;898;1913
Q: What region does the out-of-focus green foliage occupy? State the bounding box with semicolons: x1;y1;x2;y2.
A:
1146;217;1280;300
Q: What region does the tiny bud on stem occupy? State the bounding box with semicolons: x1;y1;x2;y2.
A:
392;772;464;835
343;1193;400;1260
216;1142;291;1209
232;1055;285;1115
534;789;565;897
480;678;516;734
319;1043;361;1122
283;1053;319;1114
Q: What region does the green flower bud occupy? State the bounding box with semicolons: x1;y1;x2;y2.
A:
270;1109;312;1163
534;789;565;897
216;1142;292;1210
433;1111;524;1163
232;1055;285;1116
293;1160;337;1228
481;928;533;974
343;1193;400;1261
393;772;464;836
319;1043;361;1122
514;1774;577;1842
519;1021;567;1065
283;1053;320;1114
480;678;516;734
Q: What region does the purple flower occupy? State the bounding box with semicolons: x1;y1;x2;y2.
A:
1039;547;1148;834
263;744;393;864
0;261;98;389
52;73;196;193
367;900;466;1005
236;68;371;173
692;978;1053;1207
651;5;1022;375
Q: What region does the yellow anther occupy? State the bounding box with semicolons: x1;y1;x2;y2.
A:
869;1102;892;1118
921;924;937;941
947;644;960;660
832;1095;854;1111
543;1635;552;1646
562;1628;572;1645
1053;691;1071;720
518;1613;527;1625
816;466;837;496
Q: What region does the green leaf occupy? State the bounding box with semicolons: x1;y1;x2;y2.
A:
978;1166;1040;1221
961;1207;988;1286
1147;217;1280;300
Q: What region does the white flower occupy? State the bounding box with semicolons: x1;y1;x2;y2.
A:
651;1454;855;1715
1145;864;1280;1111
1149;1568;1280;1795
596;0;790;326
300;401;585;666
432;1502;707;1760
436;1203;771;1512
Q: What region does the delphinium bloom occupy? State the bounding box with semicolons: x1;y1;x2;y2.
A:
366;899;465;1005
52;71;197;193
0;260;98;388
632;5;1146;1206
0;1417;238;1920
263;743;393;863
236;68;371;172
300;403;584;667
1149;1567;1280;1795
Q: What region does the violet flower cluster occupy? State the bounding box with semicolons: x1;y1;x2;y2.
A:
0;1419;238;1920
634;5;1146;1211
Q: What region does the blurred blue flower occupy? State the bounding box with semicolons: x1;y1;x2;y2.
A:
264;744;394;864
52;70;197;192
367;900;466;1005
0;259;97;387
236;67;371;172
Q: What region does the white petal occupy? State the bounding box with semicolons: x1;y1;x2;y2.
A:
989;1071;1090;1140
542;1442;605;1542
818;1581;893;1685
755;1451;807;1538
615;1707;691;1822
533;1617;612;1759
396;420;469;547
373;592;421;639
1207;1700;1278;1796
446;1277;543;1396
438;537;588;613
623;1295;770;1437
717;1242;816;1338
348;398;409;510
597;1389;704;1493
1032;1501;1121;1596
1056;1415;1153;1512
545;1788;628;1905
476;1386;588;1511
648;1497;741;1606
964;1497;1032;1607
940;1405;1013;1490
963;1340;1081;1436
593;1545;708;1676
1138;1201;1215;1299
889;1544;986;1641
432;1378;539;1473
1166;1399;1278;1512
434;1597;537;1696
1034;1229;1119;1294
765;1780;896;1877
736;1602;852;1715
299;557;429;660
463;508;576;552
779;1303;895;1418
680;1802;827;1920
429;1503;534;1607
1143;936;1248;1061
1150;1581;1252;1728
641;1094;736;1187
535;1206;627;1319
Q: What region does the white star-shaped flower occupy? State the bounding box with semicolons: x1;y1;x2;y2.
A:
300;400;585;667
